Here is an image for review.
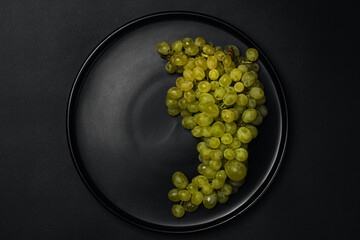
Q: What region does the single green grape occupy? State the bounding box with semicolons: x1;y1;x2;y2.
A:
196;112;213;127
184;57;196;70
200;148;212;160
201;126;212;138
203;192;217;209
237;127;253;143
224;148;235;160
210;80;220;90
247;97;257;109
223;92;238;106
172;40;183;53
191;191;204;205
183;69;195;81
216;62;225;75
203;44;215;55
178;78;194;91
172;171;189;189
168;188;180;202
209;69;220;80
185;43;199;56
222;55;232;67
207;56;218;69
166;61;177;74
195;56;208;71
183;200;198;213
245;124;258;138
181;109;192;118
209;137;221;149
246;48;259;62
217;190;229;204
221;133;233;145
194;175;208;188
242;109;258;123
237;64;248;73
167;108;181;116
182;116;197;129
186;182;199;194
230;68;243;82
197;141;207;153
211;121;226;137
225;160;247;181
182;37;193;47
249;87;264;100
184;90;196;103
221;109;235;123
214;50;225;61
172;204;185;218
165;97;178;108
202;103;219;118
187;101;199;113
252;110;264;125
178;189;192;201
225;122;237;135
210;149;223;161
221;183;232;195
214;87;226;100
212;178;224;189
157;41;171;55
198;93;215;104
202;183;214;195
177;97;188;110
219;73;232;87
237;94;248;106
216;170;227;181
174;52;188;66
227;137;241;149
193;66;206;80
234;148;248;162
194;37;206;48
209;159;222;170
234;82;245;92
241;71;257;87
198;81;211;93
191;126;203;138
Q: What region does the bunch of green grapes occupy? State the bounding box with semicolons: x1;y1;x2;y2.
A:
156;37;268;218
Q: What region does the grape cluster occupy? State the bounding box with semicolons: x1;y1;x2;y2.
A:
156;37;268;218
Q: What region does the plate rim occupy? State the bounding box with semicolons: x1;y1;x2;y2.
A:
66;10;289;233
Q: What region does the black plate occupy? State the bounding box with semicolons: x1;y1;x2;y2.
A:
67;11;288;232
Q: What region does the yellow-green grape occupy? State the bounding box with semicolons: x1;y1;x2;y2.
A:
209;159;222;171
247;97;257;109
211;149;223;161
219;73;232;87
216;62;225;75
184;57;196;70
238;64;248;73
203;192;217;209
230;108;240;121
256;96;266;106
183;200;198;213
211;121;226;137
214;50;225;61
175;66;184;74
187;101;199;113
183;69;195;81
221;133;233;144
191;126;202;138
217;190;229;204
207;56;218;69
249;87;264;100
245;124;258;138
214;87;226;100
165;97;178;108
167;87;183;99
194;175;208;187
210;80;220;90
193;66;205;80
237;127;253;143
216;170;227;181
209;137;221;148
157;41;171;55
222;55;232;67
181;116;197;129
234;148;248;162
172;171;189;189
172;40;183;53
178;189;192;201
221;183;232;195
256;105;268;117
195;56;208;70
191;191;204;205
198;93;215;104
174;52;188;66
203;165;217;179
178;98;188;110
241;71;257;87
167;108;181;116
178;78;193;91
181;109;192;118
196;112;213;127
194;37;206;48
202;103;219;118
202;183;213;195
223;93;238;106
184;90;196;103
168;188;180;202
186;182;198;193
237;93;248;106
225;86;236;93
218;143;227;153
198;81;211;93
230;68;243;82
175;77;184;88
228;137;241;149
224;122;237;135
242;109;258;123
209;69;220;80
225;160;247;181
224;148;235;160
182;37;193;47
172;204;185;218
166;61;177;74
221;109;235;123
200;148;212;160
246;48;259;62
197;141;207;153
201;126;212;138
203;44;216;55
185;43;199;56
233;103;246;115
212;178;224;189
234;82;244;92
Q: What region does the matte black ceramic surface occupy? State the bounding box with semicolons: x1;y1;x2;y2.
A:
67;12;288;232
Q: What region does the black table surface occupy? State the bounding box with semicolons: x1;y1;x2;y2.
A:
1;1;359;239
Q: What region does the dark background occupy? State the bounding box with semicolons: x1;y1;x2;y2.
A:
1;0;359;239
